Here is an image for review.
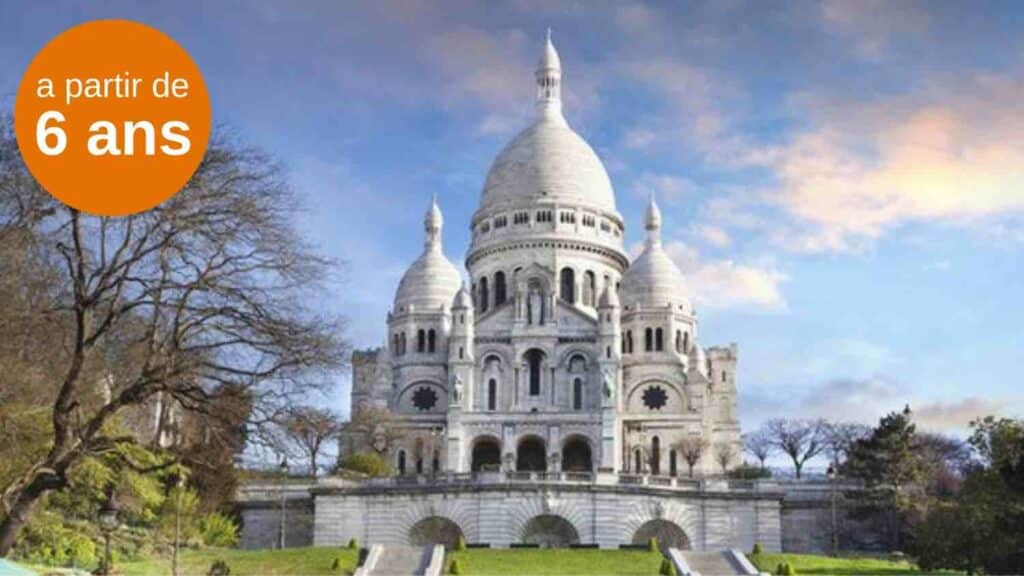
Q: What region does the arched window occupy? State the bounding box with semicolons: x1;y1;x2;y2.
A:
651;436;661;476
525;349;544;396
494;271;507;306
560;268;575;303
655;328;664;352
683;332;689;353
569;354;586;373
400;333;407;355
398;450;407;475
415;438;424;475
626;331;634;354
583;271;596;306
675;330;682;353
634;448;643;473
458;347;464;360
670;450;678;477
427;329;436;353
606;346;611;359
645;328;653;352
417;329;426;353
479;277;489;312
573;378;583;410
432;450;440;473
488;378;497;411
392;334;399;354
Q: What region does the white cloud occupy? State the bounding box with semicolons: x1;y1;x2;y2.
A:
819;0;929;61
657;241;788;312
756;77;1024;252
694;223;731;248
632;172;698;203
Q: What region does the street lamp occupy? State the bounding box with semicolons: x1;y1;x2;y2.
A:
278;457;288;550
97;492;121;575
827;464;838;557
172;474;185;576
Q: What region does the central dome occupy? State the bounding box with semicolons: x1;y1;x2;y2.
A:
475;32;617;218
479;117;617;214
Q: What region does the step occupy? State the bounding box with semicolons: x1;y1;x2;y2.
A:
367;545;433;576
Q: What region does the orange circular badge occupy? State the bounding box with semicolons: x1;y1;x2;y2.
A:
14;20;211;216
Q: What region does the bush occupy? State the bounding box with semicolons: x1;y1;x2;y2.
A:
751;543;763;555
648;537;659;553
775;562;796;575
347;537;359;549
199;512;239;547
208;559;231;575
659;558;677;575
338;452;393;477
728;463;772;479
11;512;97;567
455;535;467;551
449;558;463;575
331;556;344;571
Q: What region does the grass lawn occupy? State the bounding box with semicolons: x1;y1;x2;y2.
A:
115;547;360;576
445;548;665;575
750;552;960;575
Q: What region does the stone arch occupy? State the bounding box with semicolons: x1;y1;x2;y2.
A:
626;378;686;413
632;519;690;552
471;435;502;472
523;348;546;397
561;435;593;472
559;267;575;303
516;435;547;471
396;380;447;414
409;516;466;549
521;514;580;548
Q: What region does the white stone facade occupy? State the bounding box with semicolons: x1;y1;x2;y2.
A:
345;33;740;482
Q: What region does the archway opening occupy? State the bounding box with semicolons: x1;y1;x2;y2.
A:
516;436;547;472
409;516;465;549
522;514;580;548
524;349;545;396
561;437;592;472
471;437;501;472
632;519;690;553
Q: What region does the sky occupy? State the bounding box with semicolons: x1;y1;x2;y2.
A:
1;1;1022;440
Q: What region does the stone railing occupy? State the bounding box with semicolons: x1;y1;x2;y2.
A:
349;472;785;493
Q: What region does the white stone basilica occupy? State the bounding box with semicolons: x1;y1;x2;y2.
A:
346;33;741;481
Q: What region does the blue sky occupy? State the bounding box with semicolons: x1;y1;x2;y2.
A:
2;1;1022;435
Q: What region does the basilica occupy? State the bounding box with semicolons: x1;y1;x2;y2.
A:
344;32;741;481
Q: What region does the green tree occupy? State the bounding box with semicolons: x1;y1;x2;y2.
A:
0;117;348;554
338;452;393;478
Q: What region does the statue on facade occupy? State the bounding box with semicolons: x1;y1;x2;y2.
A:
527;285;544;325
451;373;463;404
602;368;616;401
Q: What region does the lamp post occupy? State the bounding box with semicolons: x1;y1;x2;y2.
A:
827;464;838;557
97;492;121;575
278;457;288;550
172;474;184;576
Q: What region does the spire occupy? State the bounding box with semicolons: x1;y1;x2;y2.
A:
535;28;564;123
425;193;443;250
644;192;662;248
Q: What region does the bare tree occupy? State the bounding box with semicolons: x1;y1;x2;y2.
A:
675;437;709;478
714;443;736;474
0;121;348;554
277;406;344;478
822;421;871;467
764;419;827;479
743;429;774;470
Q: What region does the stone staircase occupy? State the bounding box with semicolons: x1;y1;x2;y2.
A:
671;549;762;576
357;544;440;576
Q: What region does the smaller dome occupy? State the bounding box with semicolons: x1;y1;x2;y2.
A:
620;195;691;313
452;284;473;309
393;197;462;313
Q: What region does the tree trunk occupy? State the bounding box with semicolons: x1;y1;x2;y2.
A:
794;460;803;479
0;471;64;556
